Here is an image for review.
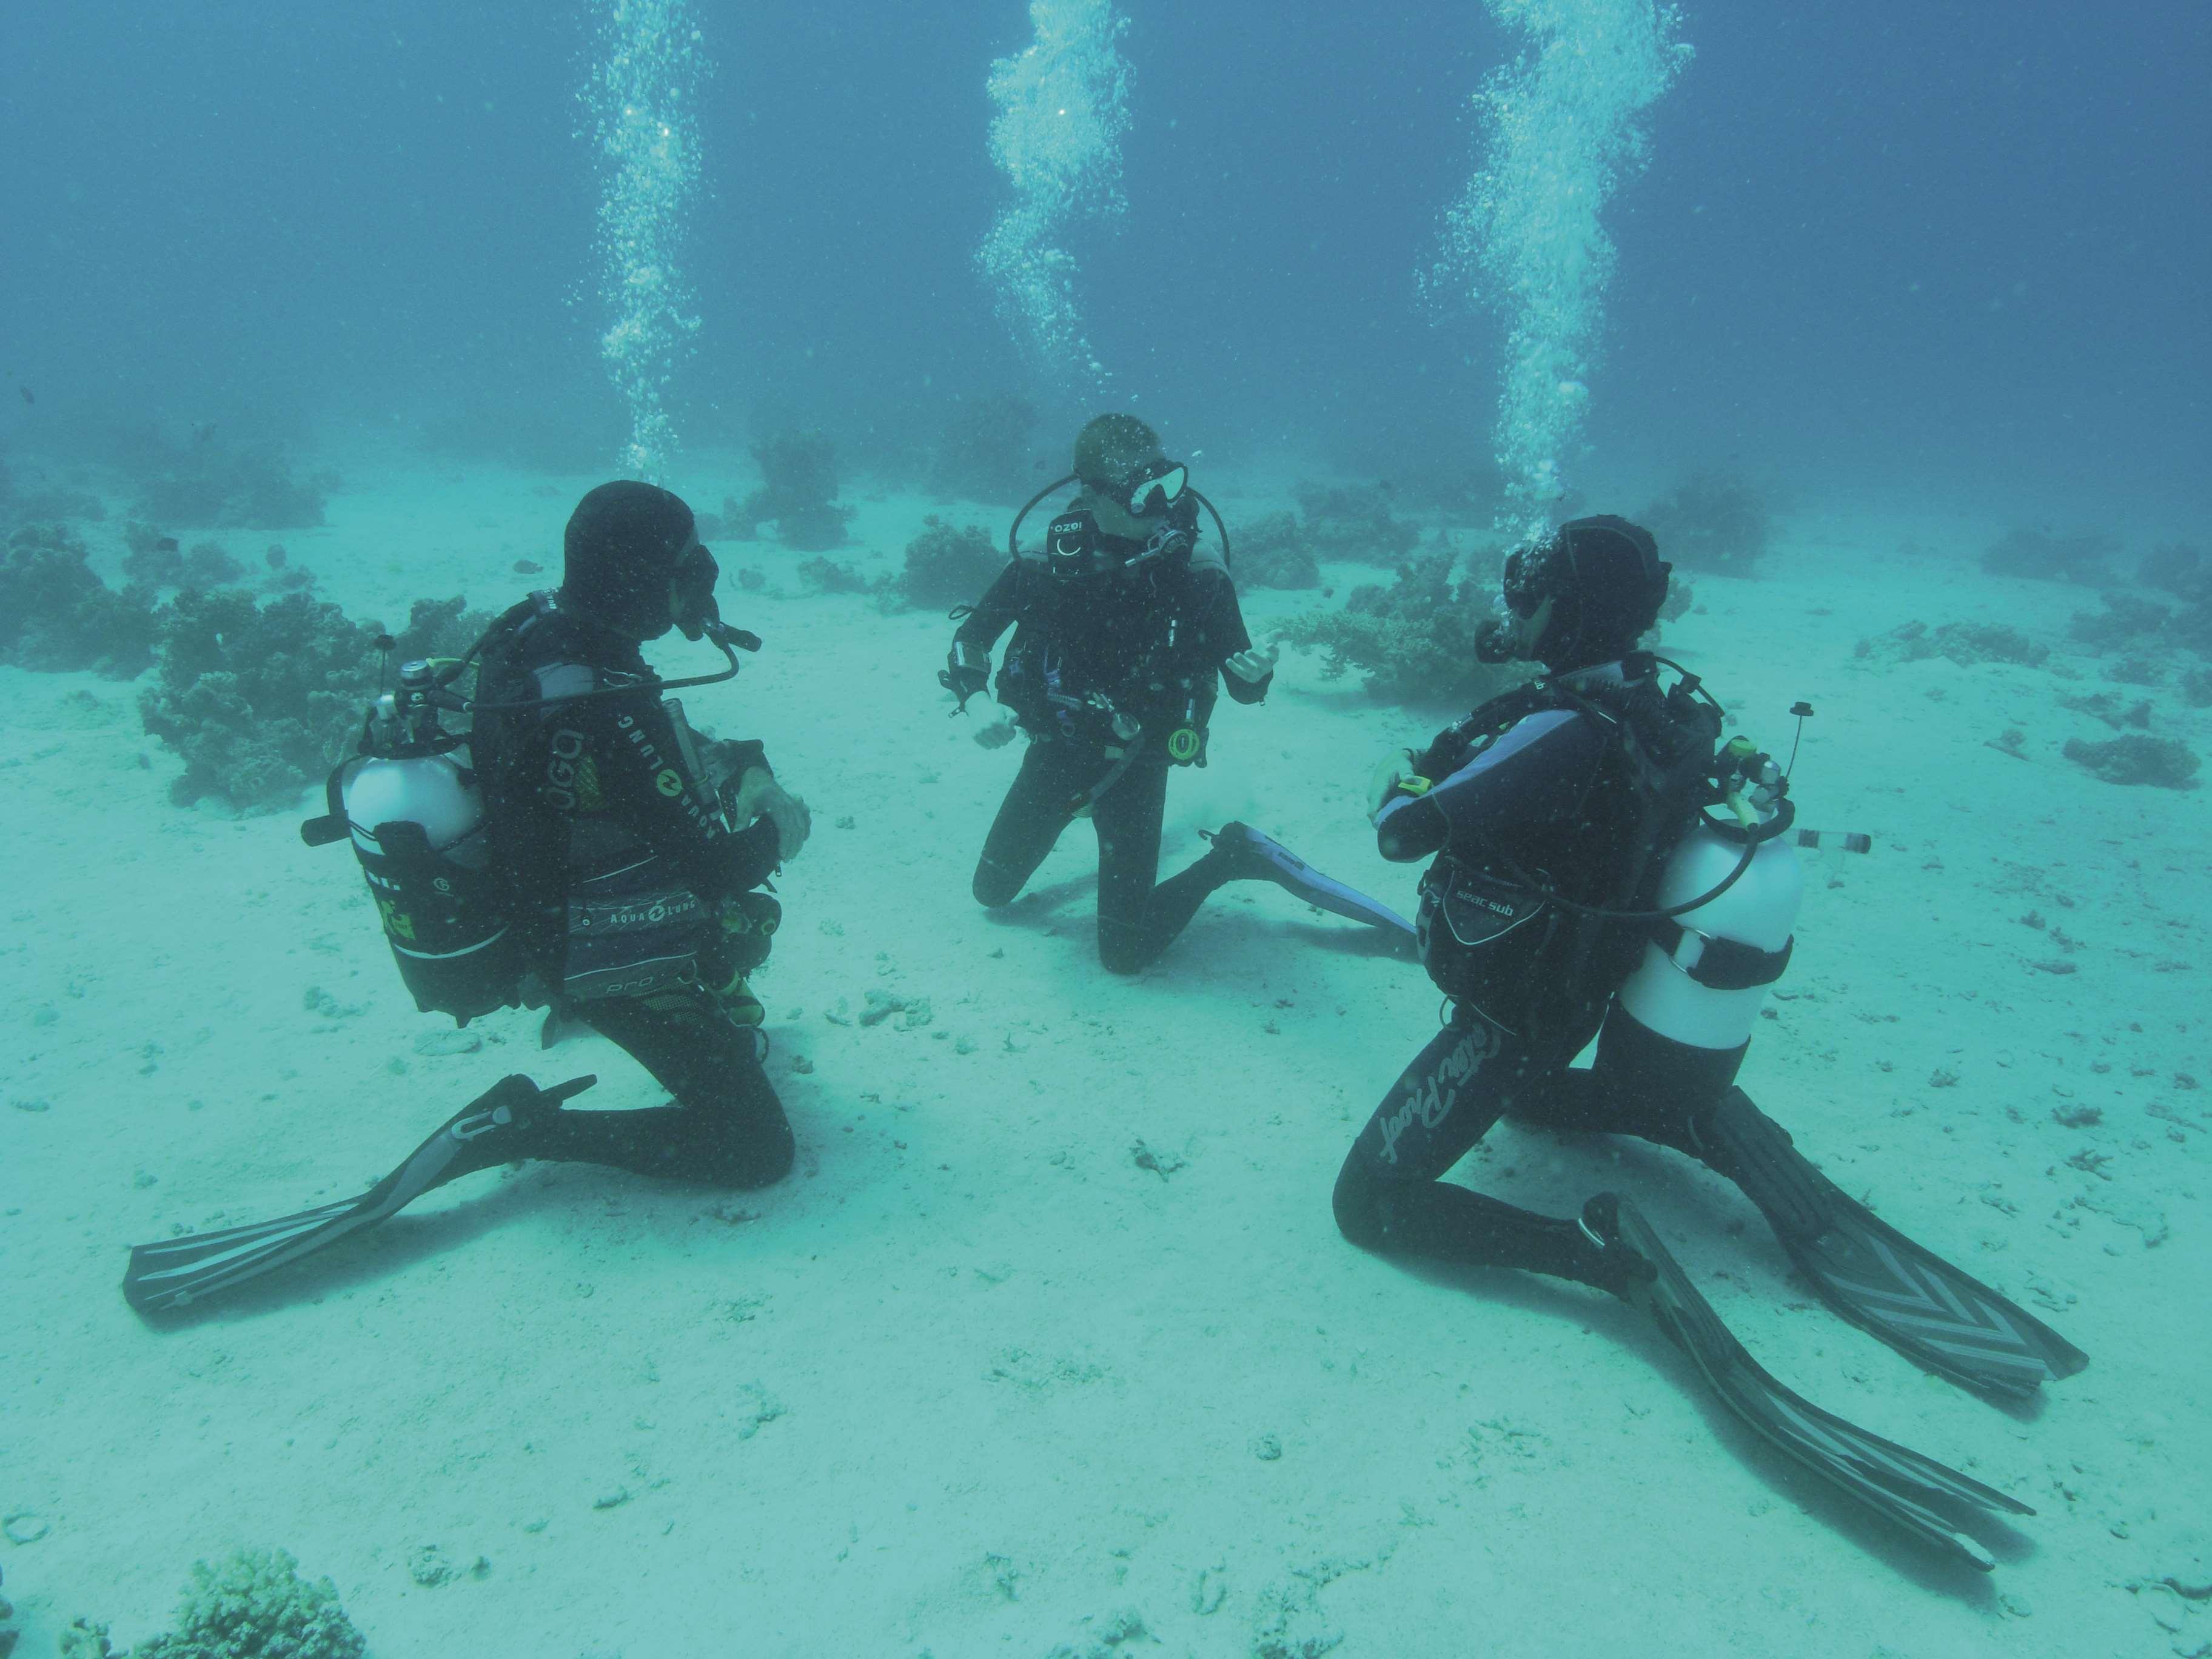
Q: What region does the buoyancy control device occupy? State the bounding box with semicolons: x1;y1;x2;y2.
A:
301;604;762;1022
1413;660;1804;1047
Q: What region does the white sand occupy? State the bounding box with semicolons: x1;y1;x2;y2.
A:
3;464;2207;1657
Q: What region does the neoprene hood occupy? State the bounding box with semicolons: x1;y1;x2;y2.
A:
561;480;699;638
1504;515;1672;671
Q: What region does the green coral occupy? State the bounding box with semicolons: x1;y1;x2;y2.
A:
132;440;332;531
795;555;869;595
1278;549;1526;709
2062;734;2199;789
1855;618;2049;668
1979;526;2111;583
0;524;160;676
2140;541;2208;603
726;429;853;551
1640;474;1772;577
127;1549;366;1659
1236;512;1320;590
139;591;488;810
1292;481;1419;564
895;516;1004;609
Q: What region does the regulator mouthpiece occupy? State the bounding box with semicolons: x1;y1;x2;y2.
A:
1473;591;1520;663
702;617;762;654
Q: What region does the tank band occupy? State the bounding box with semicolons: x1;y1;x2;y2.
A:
1651;919;1793;991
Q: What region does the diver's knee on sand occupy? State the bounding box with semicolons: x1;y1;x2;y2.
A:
973;858;1024;908
1331;1153;1390;1251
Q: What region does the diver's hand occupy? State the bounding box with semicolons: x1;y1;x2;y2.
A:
1224;642;1279;685
1367;748;1422;821
731;767;812;861
974;716;1018;751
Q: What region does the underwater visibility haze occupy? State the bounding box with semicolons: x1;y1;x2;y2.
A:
1;1;2208;1654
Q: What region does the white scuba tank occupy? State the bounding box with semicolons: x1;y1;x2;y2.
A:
343;752;484;856
338;748;516;1020
1615;810;1805;1050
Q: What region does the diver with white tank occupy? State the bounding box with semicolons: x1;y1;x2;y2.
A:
124;483;808;1314
1333;516;2085;1569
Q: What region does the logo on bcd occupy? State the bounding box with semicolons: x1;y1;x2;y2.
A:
655;769;683;797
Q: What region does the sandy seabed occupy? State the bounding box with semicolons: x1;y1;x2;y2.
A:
3;460;2207;1659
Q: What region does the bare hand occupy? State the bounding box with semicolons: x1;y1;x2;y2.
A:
730;767;812;861
1367;747;1420;821
1224;642;1280;685
974;716;1019;751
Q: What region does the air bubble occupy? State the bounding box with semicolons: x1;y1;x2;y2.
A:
1428;2;1691;538
978;1;1131;395
582;0;706;479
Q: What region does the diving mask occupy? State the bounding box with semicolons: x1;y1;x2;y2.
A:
672;539;722;642
1116;458;1188;518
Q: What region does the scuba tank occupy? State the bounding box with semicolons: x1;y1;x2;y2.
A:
302;604;764;1024
303;659;520;1023
1409;665;1803;1054
1583;737;1803;1119
1615;740;1803;1051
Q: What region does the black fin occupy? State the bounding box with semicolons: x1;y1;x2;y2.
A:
123;1074;593;1315
1699;1090;2087;1398
1585;1193;2030;1571
1202;822;1414;934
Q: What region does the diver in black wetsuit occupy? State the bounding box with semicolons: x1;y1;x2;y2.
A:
942;415;1407;973
464;479;810;1188
122;483;811;1315
1329;516;2084;1567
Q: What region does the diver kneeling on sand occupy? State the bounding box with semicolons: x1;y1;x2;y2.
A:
940;413;1409;973
124;482;811;1315
1332;516;2085;1569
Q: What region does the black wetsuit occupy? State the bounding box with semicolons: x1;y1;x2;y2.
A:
468;592;795;1189
1333;663;1728;1291
954;525;1270;973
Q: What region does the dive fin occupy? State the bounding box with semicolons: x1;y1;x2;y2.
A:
1584;1193;2031;1571
1203;821;1414;934
124;1074;594;1315
540;1004;594;1049
1701;1090;2087;1399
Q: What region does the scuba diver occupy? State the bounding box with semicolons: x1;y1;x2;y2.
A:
124;481;809;1315
941;414;1410;974
1332;516;2085;1569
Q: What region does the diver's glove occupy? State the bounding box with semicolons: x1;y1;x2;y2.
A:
940;642;991;711
1367;747;1426;821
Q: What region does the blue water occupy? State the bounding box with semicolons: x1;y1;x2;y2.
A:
4;6;2210;1652
3;1;2203;521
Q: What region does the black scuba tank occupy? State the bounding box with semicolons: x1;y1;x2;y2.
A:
303;662;521;1023
338;753;518;1021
